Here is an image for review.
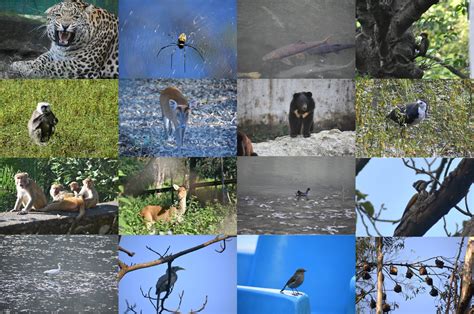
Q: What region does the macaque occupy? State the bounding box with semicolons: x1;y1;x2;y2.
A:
37;195;86;220
77;177;99;209
69;181;81;196
50;183;77;202
160;87;190;147
10;172;48;215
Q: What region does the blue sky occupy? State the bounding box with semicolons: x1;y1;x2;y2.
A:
119;235;236;313
358;237;468;313
119;0;237;79
356;158;472;236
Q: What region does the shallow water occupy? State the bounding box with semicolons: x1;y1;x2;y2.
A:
238;0;355;78
0;235;117;313
237;157;355;234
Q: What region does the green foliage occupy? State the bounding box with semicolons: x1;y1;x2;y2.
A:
192;158;237;179
0;79;118;158
119;193;235;235
48;158;118;201
414;0;469;78
356;79;472;157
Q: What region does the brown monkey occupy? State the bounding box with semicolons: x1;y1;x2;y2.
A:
237;131;258;156
140;184;187;229
10;172;48;215
160;87;190;147
36;195;86;220
50;183;76;202
69;181;81;196
77;178;99;209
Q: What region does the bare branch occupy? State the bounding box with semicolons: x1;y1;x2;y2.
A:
190;295;208;313
119;246;136;257
118;235;236;281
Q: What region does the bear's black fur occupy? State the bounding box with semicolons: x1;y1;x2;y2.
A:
288;92;315;138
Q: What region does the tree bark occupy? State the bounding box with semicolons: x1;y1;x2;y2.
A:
457;237;473;314
376;237;384;314
356;0;439;78
356;158;370;175
394;159;474;236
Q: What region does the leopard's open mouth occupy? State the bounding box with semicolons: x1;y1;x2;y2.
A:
55;30;75;46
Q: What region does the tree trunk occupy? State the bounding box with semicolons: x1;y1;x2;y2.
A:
457;237;473;314
376;237;384;314
124;158;186;196
356;0;439;78
394;158;474;236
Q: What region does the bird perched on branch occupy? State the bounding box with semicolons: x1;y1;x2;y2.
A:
399;179;433;221
386;100;428;127
155;266;185;297
280;268;306;295
414;33;429;58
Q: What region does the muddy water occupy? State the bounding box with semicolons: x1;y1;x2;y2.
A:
238;0;355;78
237;157;355;234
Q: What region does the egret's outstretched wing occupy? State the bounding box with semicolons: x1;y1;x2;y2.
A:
157;43;177;57
184;44;205;61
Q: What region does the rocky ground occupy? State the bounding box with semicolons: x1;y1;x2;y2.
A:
0;15;48;78
253;129;355;156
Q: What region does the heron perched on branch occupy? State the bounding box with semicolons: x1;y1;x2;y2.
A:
155;266;185;297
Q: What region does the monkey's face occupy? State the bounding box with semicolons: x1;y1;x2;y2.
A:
69;182;80;192
36;102;52;114
15;173;30;189
82;178;94;188
50;184;64;196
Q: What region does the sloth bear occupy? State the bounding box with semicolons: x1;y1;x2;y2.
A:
288;92;315;138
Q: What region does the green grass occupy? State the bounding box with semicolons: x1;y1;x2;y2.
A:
119;193;236;235
0;79;118;157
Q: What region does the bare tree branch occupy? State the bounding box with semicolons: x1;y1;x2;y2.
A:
118;235;236;281
356;158;371;176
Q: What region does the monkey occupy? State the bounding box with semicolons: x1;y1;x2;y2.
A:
160;87;190;147
50;183;78;202
69;181;81;196
36;194;86;220
27;102;58;146
76;177;99;209
10;172;48;215
237;131;258;156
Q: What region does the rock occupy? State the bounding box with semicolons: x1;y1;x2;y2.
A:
0;201;118;234
252;129;355;156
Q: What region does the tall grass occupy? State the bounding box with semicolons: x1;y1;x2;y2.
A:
0;80;118;157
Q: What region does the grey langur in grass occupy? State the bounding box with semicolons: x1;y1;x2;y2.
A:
28;102;58;146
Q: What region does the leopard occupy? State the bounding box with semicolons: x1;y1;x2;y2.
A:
10;0;118;78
